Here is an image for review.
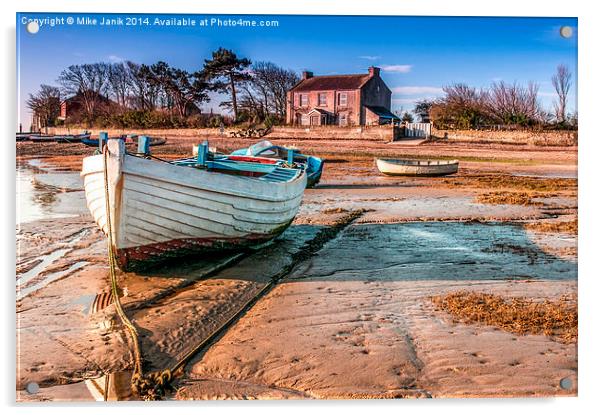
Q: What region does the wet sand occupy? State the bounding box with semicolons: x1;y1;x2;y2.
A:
15;136;577;401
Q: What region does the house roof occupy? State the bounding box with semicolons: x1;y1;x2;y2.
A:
365;105;400;120
308;108;332;115
291;74;371;92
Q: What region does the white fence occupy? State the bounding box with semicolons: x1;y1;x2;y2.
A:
404;122;432;138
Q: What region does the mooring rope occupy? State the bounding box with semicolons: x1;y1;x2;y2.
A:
102;147;173;400
99;145;322;400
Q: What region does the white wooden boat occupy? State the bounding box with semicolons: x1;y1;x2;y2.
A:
375;158;459;176
81;139;307;271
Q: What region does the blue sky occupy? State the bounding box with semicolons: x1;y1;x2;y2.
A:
17;13;577;129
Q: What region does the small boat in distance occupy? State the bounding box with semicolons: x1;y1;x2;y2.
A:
375;158;459;176
54;132;91;143
28;134;57;143
81;135;167;148
81;139;307;271
81;135;126;147
230;140;324;188
16;132;42;141
127;135;167;147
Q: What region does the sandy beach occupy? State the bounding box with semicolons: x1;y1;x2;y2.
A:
16;135;577;401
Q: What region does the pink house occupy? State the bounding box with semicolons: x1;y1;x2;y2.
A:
286;66;399;126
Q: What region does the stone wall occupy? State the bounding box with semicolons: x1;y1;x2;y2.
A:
432;128;578;146
266;125;402;141
48;127;229;140
48;125;403;141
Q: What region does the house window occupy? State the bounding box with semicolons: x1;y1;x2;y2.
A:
299;94;308;106
339;113;348;126
338;92;348;107
318;93;327;106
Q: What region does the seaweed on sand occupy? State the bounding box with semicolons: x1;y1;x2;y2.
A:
431;291;577;343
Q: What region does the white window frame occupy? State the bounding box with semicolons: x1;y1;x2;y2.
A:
338;92;348;107
318;93;327;106
299;94;308;106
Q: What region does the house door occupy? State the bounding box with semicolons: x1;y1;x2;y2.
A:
310;115;320;126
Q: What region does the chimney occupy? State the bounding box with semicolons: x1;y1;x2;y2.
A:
302;71;313;80
368;66;380;77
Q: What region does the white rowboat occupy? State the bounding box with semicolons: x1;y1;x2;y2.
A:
375;158;459;176
81;139;307;271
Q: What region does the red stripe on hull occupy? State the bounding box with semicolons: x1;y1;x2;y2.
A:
114;234;276;272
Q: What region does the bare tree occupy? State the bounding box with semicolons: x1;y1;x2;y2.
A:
127;61;160;111
57;63;110;123
239;61;300;122
26;84;61;133
108;62;132;109
436;83;488;129
238;82;266;123
431;81;544;129
551;64;572;124
485;81;543;125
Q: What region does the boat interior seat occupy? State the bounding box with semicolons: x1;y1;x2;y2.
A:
258;167;299;183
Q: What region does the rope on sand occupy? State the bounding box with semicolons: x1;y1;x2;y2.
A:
102;147;173;400
100;145;364;400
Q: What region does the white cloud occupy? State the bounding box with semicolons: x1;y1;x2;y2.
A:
108;55;124;63
381;64;412;73
359;55;380;61
392;94;443;109
391;86;443;95
392;98;422;105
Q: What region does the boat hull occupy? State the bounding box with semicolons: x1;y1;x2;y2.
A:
28;135;56;142
114;232;286;272
81;138;99;147
376;158;459;176
54;133;90;143
81;139;306;271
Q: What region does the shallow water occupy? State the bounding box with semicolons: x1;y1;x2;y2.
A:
16;161;87;224
16;228;91;300
290;222;577;282
17;261;88;300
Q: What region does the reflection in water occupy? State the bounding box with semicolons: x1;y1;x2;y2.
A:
85;372;134;401
16;228;90;300
32;189;58;207
16;161;87;224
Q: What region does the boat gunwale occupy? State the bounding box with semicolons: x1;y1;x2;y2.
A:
81;153;307;203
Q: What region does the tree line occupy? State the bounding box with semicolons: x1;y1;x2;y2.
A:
411;64;576;130
27;47;299;129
